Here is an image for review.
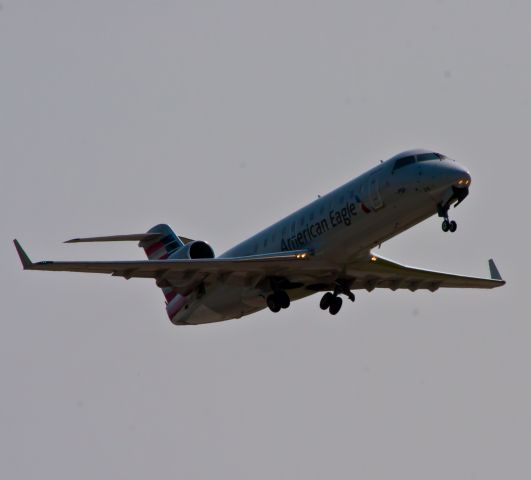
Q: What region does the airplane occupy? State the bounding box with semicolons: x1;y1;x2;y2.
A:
14;149;505;325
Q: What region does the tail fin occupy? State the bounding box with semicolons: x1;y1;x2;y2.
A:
138;224;186;307
138;224;184;260
64;224;186;306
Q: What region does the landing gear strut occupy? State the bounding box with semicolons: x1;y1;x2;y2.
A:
319;281;355;315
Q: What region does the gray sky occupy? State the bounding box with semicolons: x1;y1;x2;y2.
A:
1;1;530;479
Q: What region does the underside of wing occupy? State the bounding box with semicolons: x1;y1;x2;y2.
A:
345;253;505;292
14;239;505;299
13;240;332;293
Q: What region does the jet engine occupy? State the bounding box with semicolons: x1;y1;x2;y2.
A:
168;241;215;260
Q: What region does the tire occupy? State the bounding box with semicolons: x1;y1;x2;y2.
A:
267;294;281;313
449;220;457;232
442;220;449;232
329;296;343;315
320;292;334;310
277;290;291;309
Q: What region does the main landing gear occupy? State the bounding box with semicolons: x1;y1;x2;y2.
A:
319;282;355;315
266;290;290;313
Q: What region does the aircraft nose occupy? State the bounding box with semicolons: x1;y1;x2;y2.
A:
430;162;471;191
452;165;471;187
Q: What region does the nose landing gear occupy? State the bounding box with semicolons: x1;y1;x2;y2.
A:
441;218;457;233
438;185;469;233
438;204;457;233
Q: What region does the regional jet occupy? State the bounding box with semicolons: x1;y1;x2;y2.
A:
14;149;505;325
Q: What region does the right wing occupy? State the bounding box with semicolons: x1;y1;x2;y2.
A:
345;253;505;291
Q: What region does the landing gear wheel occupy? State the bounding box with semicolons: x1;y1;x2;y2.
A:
449;220;457;232
266;294;281;313
320;292;334;310
277;290;291;309
442;220;449;232
329;296;343;315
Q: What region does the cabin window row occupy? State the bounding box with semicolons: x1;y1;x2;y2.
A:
253;188;363;253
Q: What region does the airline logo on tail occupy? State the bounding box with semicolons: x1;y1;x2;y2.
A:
139;224;184;260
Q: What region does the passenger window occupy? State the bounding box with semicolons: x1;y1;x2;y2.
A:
263;237;268;247
392;155;416;172
291;222;296;233
309;211;314;221
340;195;344;203
300;216;305;226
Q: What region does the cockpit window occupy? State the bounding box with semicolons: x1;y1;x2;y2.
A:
392;155;415;172
417;153;440;162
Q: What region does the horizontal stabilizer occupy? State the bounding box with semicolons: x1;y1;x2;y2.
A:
65;233;162;243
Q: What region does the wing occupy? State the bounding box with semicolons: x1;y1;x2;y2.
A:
13;240;330;291
345;253;505;291
14;240;505;296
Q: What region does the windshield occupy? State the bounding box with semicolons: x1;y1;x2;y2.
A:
417;153;440;162
392;155;416;172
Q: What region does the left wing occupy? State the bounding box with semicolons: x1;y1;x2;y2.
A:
13;240;326;289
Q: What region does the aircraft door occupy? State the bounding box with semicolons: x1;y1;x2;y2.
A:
369;176;384;210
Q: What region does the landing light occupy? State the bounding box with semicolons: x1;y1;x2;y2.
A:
371;256;377;262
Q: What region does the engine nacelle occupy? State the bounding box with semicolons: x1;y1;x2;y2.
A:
168;240;215;260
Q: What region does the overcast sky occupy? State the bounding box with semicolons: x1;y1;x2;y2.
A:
2;1;530;479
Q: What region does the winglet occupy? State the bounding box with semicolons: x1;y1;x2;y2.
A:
488;259;503;281
13;239;33;269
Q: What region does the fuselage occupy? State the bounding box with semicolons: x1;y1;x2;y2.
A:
174;149;471;324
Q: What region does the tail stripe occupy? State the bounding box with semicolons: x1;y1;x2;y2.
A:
163;289;178;303
140;225;184;260
139;224;189;322
145;241;166;256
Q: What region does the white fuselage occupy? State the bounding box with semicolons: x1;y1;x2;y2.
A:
174;150;471;324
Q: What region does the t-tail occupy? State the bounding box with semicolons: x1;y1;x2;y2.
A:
137;225;186;313
64;224;206;322
138;224;185;260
